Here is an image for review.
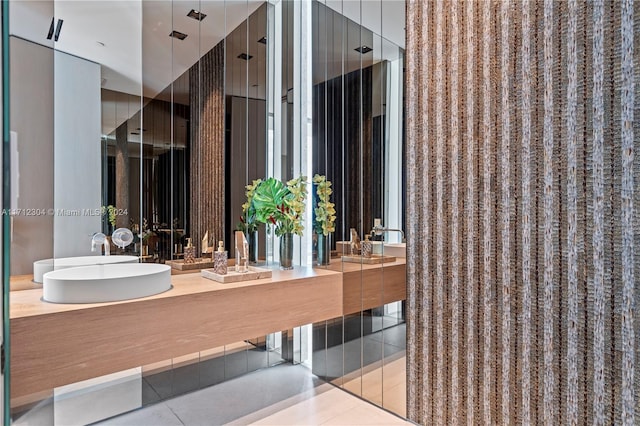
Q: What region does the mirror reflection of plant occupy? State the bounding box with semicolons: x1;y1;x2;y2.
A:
238;179;263;233
312;174;336;236
253;176;308;237
141;218;156;243
172;218;184;242
101;205;117;230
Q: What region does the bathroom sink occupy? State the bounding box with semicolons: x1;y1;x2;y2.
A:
33;255;139;283
383;243;406;258
43;264;171;304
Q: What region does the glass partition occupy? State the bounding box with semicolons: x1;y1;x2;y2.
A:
310;0;406;416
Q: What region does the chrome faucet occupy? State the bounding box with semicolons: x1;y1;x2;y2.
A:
91;232;110;256
370;224;405;243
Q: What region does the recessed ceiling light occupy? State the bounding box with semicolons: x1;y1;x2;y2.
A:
187;9;207;21
354;45;372;54
169;30;188;40
237;53;253;61
257;36;267;45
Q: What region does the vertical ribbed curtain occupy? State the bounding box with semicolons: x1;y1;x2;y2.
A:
189;41;225;252
405;0;639;424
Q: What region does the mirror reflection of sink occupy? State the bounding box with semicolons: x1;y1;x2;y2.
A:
43;264;171;304
383;243;406;258
33;255;140;284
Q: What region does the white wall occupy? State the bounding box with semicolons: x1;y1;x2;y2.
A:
9;37;55;274
53;50;101;258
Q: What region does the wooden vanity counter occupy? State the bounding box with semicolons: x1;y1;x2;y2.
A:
321;258;406;315
10;267;343;400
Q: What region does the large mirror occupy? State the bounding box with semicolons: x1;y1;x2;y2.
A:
309;0;406;416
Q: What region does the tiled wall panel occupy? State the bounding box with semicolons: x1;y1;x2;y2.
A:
405;1;639;424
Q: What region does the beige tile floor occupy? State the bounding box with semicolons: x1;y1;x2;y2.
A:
342;354;407;418
229;381;409;425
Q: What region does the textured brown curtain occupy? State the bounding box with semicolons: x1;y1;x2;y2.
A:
405;0;640;424
189;41;225;253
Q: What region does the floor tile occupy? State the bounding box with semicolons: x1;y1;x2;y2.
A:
95;403;183;426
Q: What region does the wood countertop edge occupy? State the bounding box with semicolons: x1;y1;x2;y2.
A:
10;266;344;320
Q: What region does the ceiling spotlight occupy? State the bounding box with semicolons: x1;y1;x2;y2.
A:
237;53;253;61
257;36;267;45
354;45;372;54
169;30;188;40
187;9;207;21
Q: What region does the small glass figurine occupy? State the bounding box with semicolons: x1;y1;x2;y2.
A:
350;228;361;255
235;231;249;273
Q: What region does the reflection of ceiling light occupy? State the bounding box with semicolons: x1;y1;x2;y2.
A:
169;30;188;40
237;53;253;60
46;18;55;40
54;19;64;42
187;9;207;21
354;45;372;54
257;36;267;44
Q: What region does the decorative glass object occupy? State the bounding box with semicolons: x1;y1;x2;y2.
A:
235;231;249;272
280;232;293;270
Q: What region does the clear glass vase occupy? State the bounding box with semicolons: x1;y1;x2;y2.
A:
279;232;293;270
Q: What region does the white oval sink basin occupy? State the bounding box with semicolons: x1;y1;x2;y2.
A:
43;264;171;304
33;255;139;283
383;243;406;258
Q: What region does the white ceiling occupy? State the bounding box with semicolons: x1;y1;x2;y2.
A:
9;0;263;98
9;0;404;138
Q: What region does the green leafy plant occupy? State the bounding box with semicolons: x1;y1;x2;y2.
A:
237;179;263;233
252;176;308;237
101;205;116;229
312;174;336;236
